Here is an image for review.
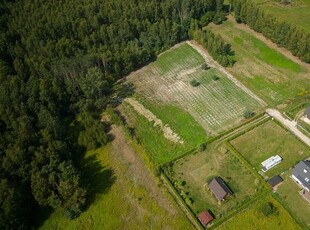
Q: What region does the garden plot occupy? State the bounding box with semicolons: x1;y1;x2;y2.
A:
126;43;263;135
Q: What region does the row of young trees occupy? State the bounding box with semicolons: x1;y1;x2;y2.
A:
189;20;236;67
232;0;310;63
0;0;225;228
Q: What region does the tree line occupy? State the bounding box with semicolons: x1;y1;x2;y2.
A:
232;0;310;63
189;20;236;67
0;0;225;229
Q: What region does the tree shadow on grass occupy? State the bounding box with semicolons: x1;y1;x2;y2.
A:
110;82;136;107
81;153;116;211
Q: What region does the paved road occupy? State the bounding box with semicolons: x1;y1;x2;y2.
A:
266;108;310;147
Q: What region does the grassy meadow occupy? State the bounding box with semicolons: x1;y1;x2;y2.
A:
208;20;310;106
217;196;302;230
38;142;193;230
168;142;264;218
230;120;310;177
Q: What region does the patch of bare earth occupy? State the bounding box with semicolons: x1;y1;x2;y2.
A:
109;124;178;215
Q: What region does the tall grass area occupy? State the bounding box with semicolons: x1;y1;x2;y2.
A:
217;196;302;230
38;144;193;229
208;20;310;106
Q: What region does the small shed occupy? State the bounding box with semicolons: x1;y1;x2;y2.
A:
208;177;232;201
197;210;213;227
267;175;283;189
305;107;310;119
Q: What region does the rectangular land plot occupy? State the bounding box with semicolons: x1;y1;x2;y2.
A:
126;43;263;136
277;173;310;228
230;120;310;177
168;142;264;219
208;19;310;106
217;196;302;230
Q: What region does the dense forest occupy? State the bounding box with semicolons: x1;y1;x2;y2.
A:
0;0;226;229
232;0;310;63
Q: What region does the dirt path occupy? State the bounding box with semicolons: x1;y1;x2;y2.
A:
227;15;310;71
266;108;310;147
124;98;184;144
187;40;267;106
109;124;179;215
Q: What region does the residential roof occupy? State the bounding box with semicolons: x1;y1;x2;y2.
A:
305;107;310;117
208;177;232;200
197;210;213;226
267;175;283;188
292;160;310;190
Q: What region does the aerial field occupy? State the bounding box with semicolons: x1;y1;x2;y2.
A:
208;19;310;106
230;120;310;177
167;142;264;218
120;43;264;164
38;128;193;230
277;173;310;228
217;196;302;230
251;0;310;33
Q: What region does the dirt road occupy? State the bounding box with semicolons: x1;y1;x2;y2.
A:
266;108;310;147
187;40;267;107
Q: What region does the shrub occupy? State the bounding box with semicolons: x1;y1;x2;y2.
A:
190;79;200;87
243;109;255;119
261;202;279;217
198;143;207;152
212;75;219;81
201;63;210;70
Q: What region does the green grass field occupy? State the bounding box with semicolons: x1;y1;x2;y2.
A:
218;196;302;230
118;101;206;164
168;142;264;218
230;120;310;177
251;0;310;33
38;142;193;230
277;174;310;228
208;20;310;106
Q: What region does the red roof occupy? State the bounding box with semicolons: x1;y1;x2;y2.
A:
197;210;213;226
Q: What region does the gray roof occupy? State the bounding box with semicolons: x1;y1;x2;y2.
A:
208;177;232;200
267;175;283;187
292;160;310;190
305;107;310;117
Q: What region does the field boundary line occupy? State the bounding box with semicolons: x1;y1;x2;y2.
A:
187;40;267;107
161;172;204;230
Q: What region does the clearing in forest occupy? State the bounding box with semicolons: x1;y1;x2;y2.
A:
126;43;264;136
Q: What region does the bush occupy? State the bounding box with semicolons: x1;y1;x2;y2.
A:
201;63;210;70
190;79;200;87
243;109;255;119
212;75;219;81
198;143;207;152
261;202;279;217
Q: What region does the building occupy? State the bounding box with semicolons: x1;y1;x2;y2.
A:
261;155;282;172
267;175;283;189
197;210;213;227
208;177;232;201
305;107;310;119
292;160;310;192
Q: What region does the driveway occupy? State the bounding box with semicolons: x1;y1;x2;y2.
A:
266;108;310;147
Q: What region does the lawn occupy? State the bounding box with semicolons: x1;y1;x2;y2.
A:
37;142;193;229
276;174;310;228
167;142;264;219
208;19;310;106
126;43;263;135
230;120;310;177
118;101;206;164
217;195;302;230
